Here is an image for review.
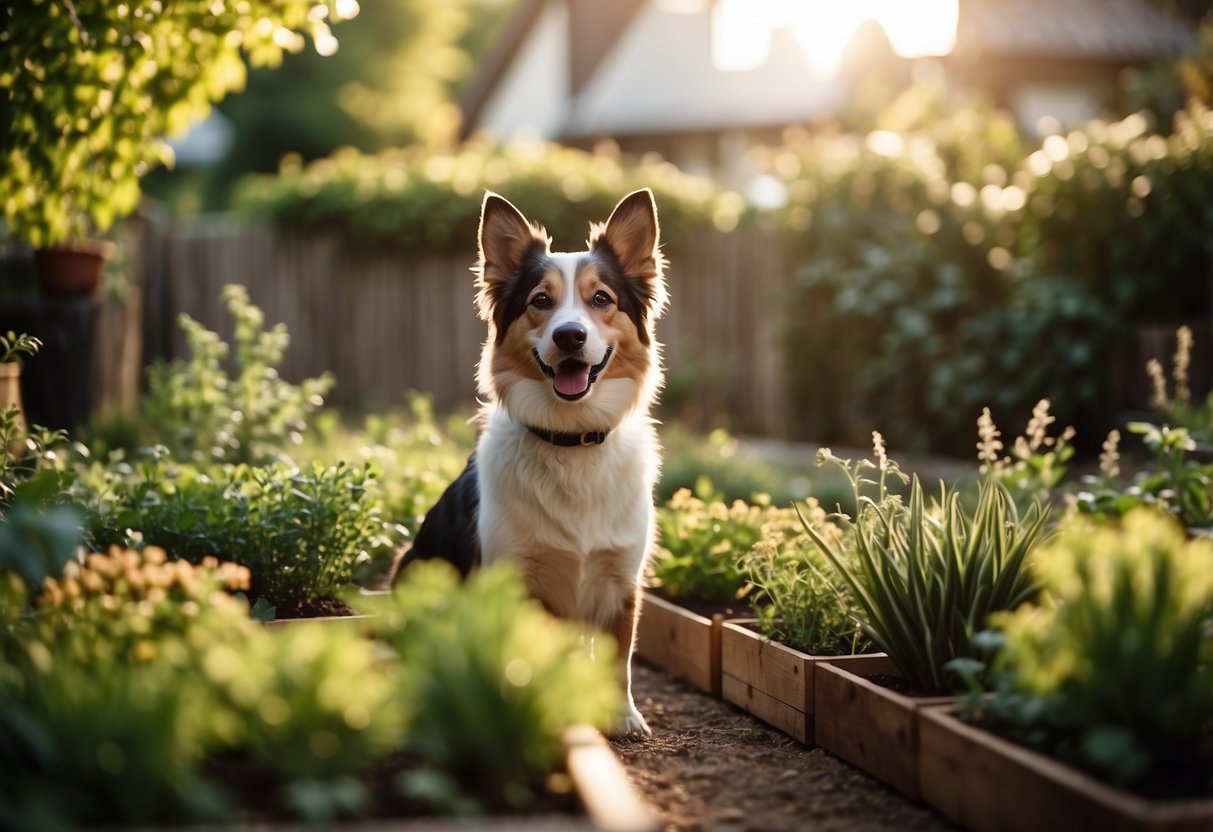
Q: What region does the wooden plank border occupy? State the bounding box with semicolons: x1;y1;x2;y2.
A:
634;591;722;697
919;707;1213;832
814;656;950;801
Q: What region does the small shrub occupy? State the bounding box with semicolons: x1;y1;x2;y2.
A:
983;510;1213;789
802;433;1048;693
364;561;620;813
143;284;333;466
78;453;399;610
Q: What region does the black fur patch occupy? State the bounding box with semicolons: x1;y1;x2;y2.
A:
583;246;654;345
492;241;552;345
396;455;481;579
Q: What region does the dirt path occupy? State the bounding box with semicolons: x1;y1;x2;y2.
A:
612;663;957;832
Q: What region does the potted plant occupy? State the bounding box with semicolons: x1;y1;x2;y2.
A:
1;0;356;294
0;331;41;437
799;427;1048;800
920;510;1213;831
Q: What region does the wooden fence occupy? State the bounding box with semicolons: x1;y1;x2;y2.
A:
139;214;797;436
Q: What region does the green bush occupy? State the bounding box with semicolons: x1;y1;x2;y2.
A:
802;436;1048;693
233;137;742;253
78;454;398;610
984;510;1213;789
777;99;1213;454
144;284;333;466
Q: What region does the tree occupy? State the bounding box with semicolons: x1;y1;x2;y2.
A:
0;0;357;247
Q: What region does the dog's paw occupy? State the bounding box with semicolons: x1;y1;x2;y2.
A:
611;705;652;739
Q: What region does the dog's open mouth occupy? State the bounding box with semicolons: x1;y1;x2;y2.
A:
533;348;614;401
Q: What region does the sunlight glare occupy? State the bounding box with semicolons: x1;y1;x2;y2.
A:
711;0;958;77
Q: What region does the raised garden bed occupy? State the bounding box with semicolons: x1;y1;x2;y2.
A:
814;655;951;801
918;706;1213;832
635;590;723;697
719;619;864;746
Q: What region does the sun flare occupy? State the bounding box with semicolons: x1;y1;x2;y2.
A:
711;0;959;77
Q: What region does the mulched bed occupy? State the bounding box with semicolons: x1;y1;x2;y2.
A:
615;661;957;831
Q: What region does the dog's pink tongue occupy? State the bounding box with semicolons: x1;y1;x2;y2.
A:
554;364;591;397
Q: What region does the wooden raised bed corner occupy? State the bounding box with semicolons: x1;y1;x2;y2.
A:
814;655;951;801
634;590;723;697
719;620;837;745
918;707;1213;832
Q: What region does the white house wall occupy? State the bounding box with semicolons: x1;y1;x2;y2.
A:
478;0;571;141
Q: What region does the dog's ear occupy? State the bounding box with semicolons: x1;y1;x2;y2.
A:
594;189;661;280
478;192;544;287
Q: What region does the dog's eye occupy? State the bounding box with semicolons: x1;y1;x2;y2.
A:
530;293;553;310
591;291;614;309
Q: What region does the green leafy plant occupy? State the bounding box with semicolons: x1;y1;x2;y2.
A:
1075;421;1213;529
364;561;620;813
0;331;41;365
1145;324;1213;444
0;406;70;515
739;497;868;655
78;453;399;611
143;284;333;466
978;399;1075;506
802;433;1048;693
0;0;357;246
982;510;1213;789
650;485;792;603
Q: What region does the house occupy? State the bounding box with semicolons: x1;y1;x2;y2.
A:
459;0;1196;181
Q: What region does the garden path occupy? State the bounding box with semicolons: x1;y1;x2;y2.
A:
613;662;957;832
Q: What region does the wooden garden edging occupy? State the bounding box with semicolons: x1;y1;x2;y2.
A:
814;655;951;801
634;590;723;697
718;620;850;745
918;707;1213;832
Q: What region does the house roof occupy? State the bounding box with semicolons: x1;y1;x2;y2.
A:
954;0;1195;62
460;0;1198;140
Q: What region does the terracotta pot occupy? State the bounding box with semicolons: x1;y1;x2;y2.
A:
0;362;26;437
33;240;117;297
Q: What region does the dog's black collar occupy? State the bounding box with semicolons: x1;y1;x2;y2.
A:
527;425;610;447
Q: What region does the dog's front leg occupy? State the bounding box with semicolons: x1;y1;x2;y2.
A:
605;582;651;737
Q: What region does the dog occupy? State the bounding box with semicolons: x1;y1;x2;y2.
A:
394;189;668;736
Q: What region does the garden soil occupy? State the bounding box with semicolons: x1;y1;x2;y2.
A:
613;662;957;832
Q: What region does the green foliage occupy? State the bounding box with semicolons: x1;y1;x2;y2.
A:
1145;324;1213;443
143;284;333;466
803;442;1048;693
298;396;475;537
979;399;1076;507
1076;422;1213;529
738;497;868;655
233;138;740;254
779;96;1213;454
78;453;398;609
984;510;1213;788
364;561;620;813
0;331;41;365
0;0;356;246
0;404;71;516
650;486;786;603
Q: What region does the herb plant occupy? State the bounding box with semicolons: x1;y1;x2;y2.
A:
802;433;1048;693
650;486;795;603
739;497;868;655
143;284;333;466
364;561;620;814
983;510;1213;789
0;331;41;365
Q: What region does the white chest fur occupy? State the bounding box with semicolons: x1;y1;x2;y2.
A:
475;404;660;623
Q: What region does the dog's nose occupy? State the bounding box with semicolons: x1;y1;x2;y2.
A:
553;323;587;352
